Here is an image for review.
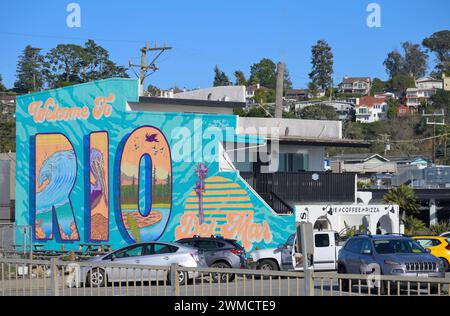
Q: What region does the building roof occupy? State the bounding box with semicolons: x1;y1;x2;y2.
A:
357;96;387;107
329;153;389;162
274;136;370;148
137;96;245;109
416;76;442;83
340;77;371;84
246;84;269;92
385;155;430;163
286;89;308;95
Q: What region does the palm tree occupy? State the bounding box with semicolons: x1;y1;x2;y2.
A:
429;221;450;236
383;185;420;221
403;216;430;236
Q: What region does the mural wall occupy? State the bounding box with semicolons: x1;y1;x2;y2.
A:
15;78;294;251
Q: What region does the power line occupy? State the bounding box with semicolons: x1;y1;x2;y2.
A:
0;31;147;44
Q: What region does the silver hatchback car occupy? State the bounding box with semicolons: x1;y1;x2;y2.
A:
84;242;207;287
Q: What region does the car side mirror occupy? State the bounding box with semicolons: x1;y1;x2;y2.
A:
110;254;116;261
425;248;431;254
362;249;372;255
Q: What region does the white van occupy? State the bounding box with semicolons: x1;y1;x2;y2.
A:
249;230;345;271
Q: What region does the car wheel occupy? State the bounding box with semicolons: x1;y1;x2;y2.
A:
87;268;106;288
168;271;188;286
211;262;233;283
439;258;449;272
258;259;279;272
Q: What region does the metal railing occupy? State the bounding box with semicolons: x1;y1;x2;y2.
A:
1;258;449;296
0;224;32;259
0;223;15;253
240;172;356;206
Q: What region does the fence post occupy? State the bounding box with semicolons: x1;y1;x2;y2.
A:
50;258;59;296
304;269;315;296
170;263;180;296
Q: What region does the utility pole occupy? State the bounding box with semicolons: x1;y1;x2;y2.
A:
423;110;445;165
379;133;391;156
129;42;172;95
275;62;285;119
329;78;333;102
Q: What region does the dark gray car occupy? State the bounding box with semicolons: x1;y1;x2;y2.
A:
177;236;247;282
338;235;446;293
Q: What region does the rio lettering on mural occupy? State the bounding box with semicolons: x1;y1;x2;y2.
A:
30;97;272;249
34;134;80;241
119;126;172;243
89;132;110;241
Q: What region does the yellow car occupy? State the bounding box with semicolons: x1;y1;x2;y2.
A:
413;236;450;271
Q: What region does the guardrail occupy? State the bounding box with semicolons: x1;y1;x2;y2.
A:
0;258;449;296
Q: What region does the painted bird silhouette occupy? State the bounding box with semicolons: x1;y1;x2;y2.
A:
145;133;159;143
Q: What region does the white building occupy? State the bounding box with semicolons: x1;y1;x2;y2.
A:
416;76;443;90
338;76;371;95
406;76;443;109
355;96;388;123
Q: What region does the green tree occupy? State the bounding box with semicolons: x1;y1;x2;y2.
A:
383;42;428;79
0;121;16;152
422;30;450;76
299;104;338;121
283;67;293;91
246;105;271;118
44;44;85;87
385;74;416;95
307;82;319;99
81;39;128;81
429;221;450;236
234;70;247;86
14;45;44;92
387;98;400;119
402;216;430;236
383;51;404;78
147;84;161;96
402;42;428;78
371;78;384;95
309;40;334;90
253;88;275;104
0;74;6;92
384;185;420;220
249;58;277;89
213;65;231;86
43;41;128;88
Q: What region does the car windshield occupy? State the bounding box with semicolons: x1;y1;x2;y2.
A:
373;239;426;254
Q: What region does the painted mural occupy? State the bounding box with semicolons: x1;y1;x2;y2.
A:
175;173;272;251
34;134;79;241
119;126;172;243
15;78;295;251
89;132;109;241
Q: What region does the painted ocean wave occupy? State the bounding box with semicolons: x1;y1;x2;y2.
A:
36;150;77;214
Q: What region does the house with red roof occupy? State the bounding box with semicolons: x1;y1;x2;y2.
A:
355;96;388;123
397;105;412;118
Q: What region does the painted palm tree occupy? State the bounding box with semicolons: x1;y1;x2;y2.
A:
383;185;419;222
194;163;208;225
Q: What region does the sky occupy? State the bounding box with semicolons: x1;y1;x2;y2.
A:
0;0;449;90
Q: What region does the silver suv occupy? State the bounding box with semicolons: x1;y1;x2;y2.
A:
338;235;446;293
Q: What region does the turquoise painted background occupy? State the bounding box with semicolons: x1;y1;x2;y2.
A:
15;78;295;251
